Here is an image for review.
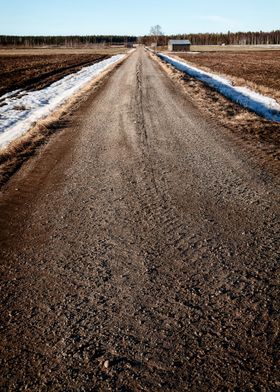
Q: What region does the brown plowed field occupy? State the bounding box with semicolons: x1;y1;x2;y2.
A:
176;51;280;97
0;53;108;96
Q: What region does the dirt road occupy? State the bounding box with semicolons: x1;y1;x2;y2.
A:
0;47;279;391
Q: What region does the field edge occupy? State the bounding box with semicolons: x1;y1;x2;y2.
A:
0;54;129;189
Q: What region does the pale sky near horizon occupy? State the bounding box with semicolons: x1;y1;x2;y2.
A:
0;0;279;36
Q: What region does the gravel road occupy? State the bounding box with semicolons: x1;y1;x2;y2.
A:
0;47;279;391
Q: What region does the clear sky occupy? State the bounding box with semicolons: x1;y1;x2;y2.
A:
0;0;279;36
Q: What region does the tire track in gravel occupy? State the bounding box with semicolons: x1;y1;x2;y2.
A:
0;47;279;391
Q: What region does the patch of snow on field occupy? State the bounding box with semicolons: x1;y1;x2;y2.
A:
0;89;22;101
159;53;280;123
0;54;125;149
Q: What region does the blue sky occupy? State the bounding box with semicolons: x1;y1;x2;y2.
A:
1;0;279;36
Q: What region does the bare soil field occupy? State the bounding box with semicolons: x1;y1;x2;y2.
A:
0;47;128;56
175;51;280;101
156;45;280;52
191;44;280;52
0;53;109;96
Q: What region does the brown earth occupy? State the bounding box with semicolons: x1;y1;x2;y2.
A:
0;47;279;391
176;51;280;101
191;45;280;52
0;53;108;96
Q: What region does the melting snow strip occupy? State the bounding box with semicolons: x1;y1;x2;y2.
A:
158;53;280;123
0;54;125;149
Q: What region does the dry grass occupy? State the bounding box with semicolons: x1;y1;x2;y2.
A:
149;51;280;170
0;54;128;187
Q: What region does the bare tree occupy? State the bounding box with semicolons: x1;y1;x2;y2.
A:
150;25;163;36
150;25;164;45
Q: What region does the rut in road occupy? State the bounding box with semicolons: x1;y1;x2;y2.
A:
0;47;279;391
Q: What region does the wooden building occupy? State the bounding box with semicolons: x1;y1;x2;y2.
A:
125;42;134;48
168;40;191;52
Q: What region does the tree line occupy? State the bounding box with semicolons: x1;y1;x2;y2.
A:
141;30;280;46
0;35;138;47
1;30;280;47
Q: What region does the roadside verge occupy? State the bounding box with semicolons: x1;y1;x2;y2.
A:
158;53;280;123
0;52;130;188
148;50;280;170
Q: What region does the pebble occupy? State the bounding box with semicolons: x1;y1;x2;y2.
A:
103;360;110;369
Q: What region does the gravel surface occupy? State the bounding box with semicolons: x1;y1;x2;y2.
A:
0;47;279;391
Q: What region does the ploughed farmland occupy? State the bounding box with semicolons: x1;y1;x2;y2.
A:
176;50;280;101
0;54;107;96
0;48;127;96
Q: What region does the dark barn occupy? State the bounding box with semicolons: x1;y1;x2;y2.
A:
168;39;191;51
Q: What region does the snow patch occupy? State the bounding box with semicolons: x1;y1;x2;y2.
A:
0;89;22;101
158;53;280;123
0;54;125;149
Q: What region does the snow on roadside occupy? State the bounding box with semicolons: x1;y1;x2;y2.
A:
0;54;125;149
158;53;280;123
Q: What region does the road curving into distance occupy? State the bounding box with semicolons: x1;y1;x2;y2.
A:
0;47;279;391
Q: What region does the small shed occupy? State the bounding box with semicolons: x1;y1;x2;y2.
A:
125;42;134;48
168;40;191;52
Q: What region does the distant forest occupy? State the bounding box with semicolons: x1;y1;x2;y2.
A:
141;30;280;46
0;30;280;47
0;35;138;47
